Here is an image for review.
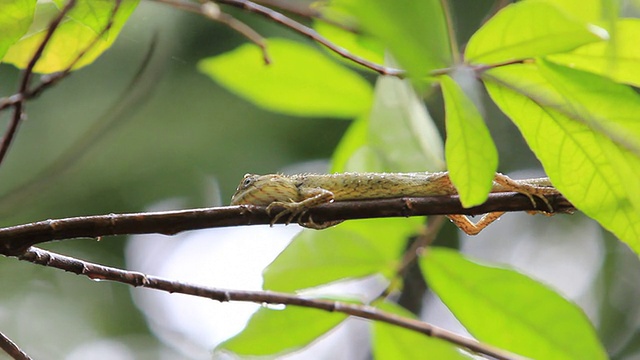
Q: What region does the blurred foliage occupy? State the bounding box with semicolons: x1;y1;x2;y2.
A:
1;0;640;359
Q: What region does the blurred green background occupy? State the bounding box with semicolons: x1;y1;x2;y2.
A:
1;1;638;358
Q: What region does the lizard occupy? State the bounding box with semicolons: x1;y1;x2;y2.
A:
230;171;560;235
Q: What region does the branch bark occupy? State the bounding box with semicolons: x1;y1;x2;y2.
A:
0;332;31;360
12;246;525;360
0;192;574;256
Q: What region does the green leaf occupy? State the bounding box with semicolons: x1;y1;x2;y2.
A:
366;75;445;172
483;63;640;252
547;19;640;87
53;0;128;34
263;218;422;292
197;38;372;118
537;60;640;157
216;305;346;356
330;114;369;173
421;247;607;360
3;0;138;73
440;74;497;207
335;0;451;80
372;301;472;360
465;0;606;65
330;74;445;173
313;20;385;70
547;0;615;26
0;0;35;61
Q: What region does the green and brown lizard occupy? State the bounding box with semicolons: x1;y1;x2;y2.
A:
230;172;559;235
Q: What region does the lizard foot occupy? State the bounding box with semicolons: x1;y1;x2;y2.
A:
266;201;307;226
300;214;343;229
494;174;555;212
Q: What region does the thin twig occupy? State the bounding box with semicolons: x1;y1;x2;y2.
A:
0;191;574;256
152;0;403;76
218;0;403;75
152;0;270;63
13;246;524;360
26;0;123;99
0;34;162;216
397;215;447;277
252;0;360;33
0;0;78;167
440;0;460;64
0;0;122;167
0;331;31;360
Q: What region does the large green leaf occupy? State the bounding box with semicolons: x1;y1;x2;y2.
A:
262;218;422;292
465;0;606;65
372;300;472;359
548;19;640;87
440;74;497;207
3;0;138;73
0;0;35;61
537;60;640;157
215;305;346;356
335;0;451;80
547;0;616;26
197;38;372;118
421;248;607;360
483;63;640;252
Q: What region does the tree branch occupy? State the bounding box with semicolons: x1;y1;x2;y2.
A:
0;331;31;360
152;0;403;76
13;246;524;360
217;0;404;76
0;192;574;256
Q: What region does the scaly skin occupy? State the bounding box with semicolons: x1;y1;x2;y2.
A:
230;172;559;234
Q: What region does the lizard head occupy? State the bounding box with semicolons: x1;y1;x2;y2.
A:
230;173;299;206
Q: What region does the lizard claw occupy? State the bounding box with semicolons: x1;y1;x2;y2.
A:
521;192;553;213
300;214;343;229
494;173;555;213
266;202;342;229
266;201;305;226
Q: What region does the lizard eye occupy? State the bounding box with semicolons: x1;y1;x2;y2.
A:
242;175;255;188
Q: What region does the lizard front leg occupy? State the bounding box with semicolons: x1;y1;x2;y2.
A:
266;187;336;227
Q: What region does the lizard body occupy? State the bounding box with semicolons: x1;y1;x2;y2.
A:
230;172;559;235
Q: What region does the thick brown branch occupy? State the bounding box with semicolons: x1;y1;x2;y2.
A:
0;331;31;360
14;246;524;360
0;192;574;256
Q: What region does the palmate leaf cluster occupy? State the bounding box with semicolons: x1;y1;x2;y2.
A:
1;0;639;358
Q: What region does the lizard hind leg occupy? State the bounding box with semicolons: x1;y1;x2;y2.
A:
448;212;505;236
493;173;554;212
